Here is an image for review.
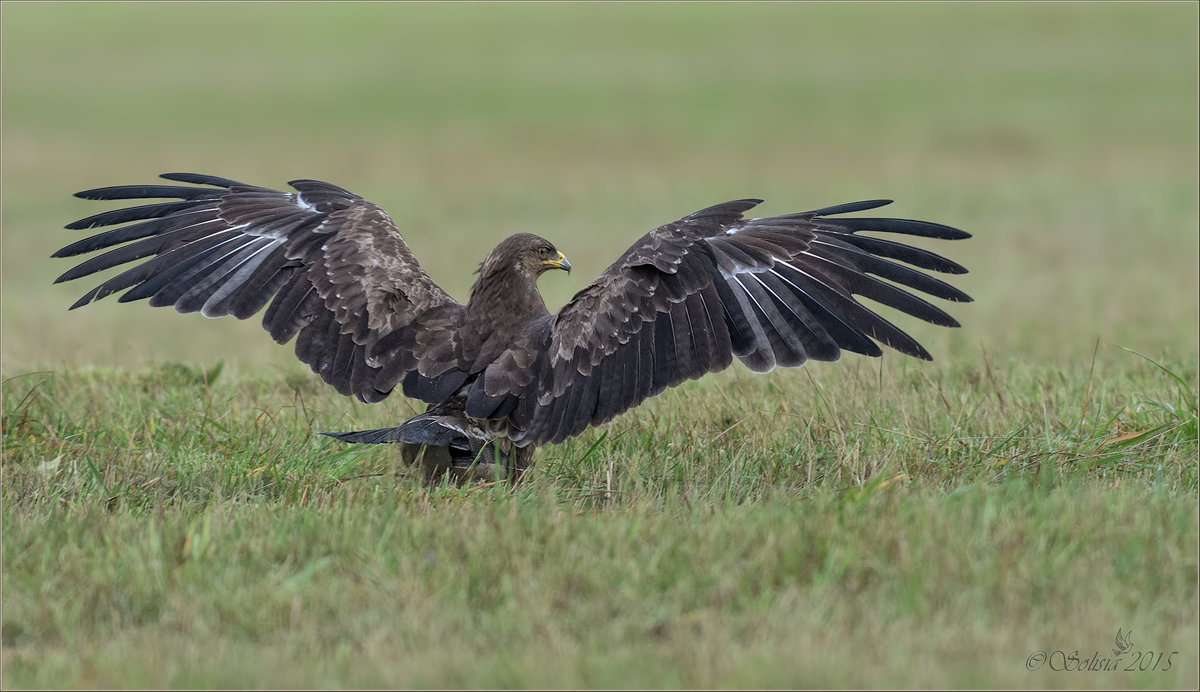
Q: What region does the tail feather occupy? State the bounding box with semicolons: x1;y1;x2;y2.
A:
320;417;468;448
321;400;528;483
320;427;412;445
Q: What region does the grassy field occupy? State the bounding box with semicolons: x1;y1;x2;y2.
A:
2;2;1198;689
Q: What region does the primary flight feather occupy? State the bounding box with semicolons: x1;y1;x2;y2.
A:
55;173;971;482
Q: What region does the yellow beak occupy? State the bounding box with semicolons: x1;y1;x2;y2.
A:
542;250;572;274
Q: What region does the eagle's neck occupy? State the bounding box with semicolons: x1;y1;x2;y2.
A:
462;266;549;363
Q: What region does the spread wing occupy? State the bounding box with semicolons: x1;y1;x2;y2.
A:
54;173;466;403
467;199;971;445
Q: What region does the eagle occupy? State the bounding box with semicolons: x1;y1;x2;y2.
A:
54;173;971;483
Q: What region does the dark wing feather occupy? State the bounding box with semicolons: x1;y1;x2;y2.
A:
55;173;466;403
468;200;971;445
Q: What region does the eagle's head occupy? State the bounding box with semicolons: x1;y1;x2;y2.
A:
480;232;572;280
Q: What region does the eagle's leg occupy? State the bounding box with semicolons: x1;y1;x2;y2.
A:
400;442;484;485
486;438;535;485
402;439;532;486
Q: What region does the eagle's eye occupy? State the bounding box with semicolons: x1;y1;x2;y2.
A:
538;247;551;260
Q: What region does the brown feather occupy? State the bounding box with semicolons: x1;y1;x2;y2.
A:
57;174;464;404
473;200;971;445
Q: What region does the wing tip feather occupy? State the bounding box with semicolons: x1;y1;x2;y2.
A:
158;172;242;188
810;199;894;216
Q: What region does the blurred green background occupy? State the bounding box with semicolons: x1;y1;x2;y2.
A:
2;2;1197;372
2;5;1198;689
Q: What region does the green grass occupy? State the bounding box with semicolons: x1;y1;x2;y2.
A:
3;358;1197;688
2;2;1198;689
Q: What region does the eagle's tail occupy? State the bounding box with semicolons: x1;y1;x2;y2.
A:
320;407;525;484
320;417;463;447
